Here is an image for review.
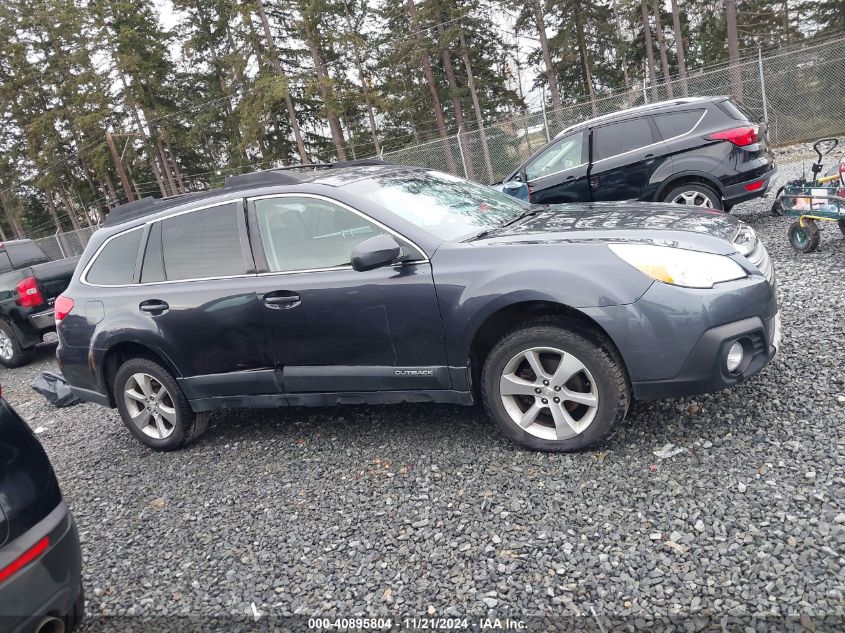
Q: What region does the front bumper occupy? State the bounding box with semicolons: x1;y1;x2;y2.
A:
723;165;778;205
0;502;83;633
632;311;780;401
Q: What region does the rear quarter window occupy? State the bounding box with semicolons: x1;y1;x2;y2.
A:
652;109;705;139
159;203;247;281
85;228;143;285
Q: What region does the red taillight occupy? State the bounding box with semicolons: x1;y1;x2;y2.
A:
0;536;49;584
744;179;765;192
706;125;759;147
54;295;74;322
15;277;44;308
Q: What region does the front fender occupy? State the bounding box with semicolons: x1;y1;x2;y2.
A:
431;242;653;364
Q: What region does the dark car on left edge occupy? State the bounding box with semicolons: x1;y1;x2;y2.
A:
0;388;83;633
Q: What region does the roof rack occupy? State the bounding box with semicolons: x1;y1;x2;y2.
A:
102;159;393;227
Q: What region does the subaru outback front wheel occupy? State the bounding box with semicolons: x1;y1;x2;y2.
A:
481;320;629;452
114;358;208;450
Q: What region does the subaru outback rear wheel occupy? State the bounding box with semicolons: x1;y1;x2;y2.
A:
481;320;629;452
114;358;208;450
664;183;722;211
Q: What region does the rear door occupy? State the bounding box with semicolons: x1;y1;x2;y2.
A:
247;193;450;394
522;131;590;204
129;201;276;397
588;117;668;201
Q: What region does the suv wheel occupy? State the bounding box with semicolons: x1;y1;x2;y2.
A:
664;183;723;210
481;321;629;452
114;358;208;450
0;319;33;368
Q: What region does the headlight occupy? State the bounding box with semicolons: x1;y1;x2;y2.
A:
608;243;747;288
733;224;758;257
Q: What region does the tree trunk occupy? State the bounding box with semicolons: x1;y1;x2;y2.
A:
611;0;631;93
652;0;674;97
43;191;65;233
302;19;347;161
640;0;659;97
342;1;381;155
533;0;561;111
436;15;475;180
255;0;309;163
56;180;83;232
670;0;689;96
726;0;743;100
405;0;457;174
458;29;494;183
572;3;597;116
103;173;119;209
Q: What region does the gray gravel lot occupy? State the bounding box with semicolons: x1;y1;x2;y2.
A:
3;150;844;631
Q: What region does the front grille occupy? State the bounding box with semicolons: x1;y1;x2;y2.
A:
739;236;775;285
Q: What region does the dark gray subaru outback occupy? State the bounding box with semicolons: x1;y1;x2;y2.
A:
55;163;779;452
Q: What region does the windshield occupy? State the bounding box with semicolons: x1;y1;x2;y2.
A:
340;169;530;240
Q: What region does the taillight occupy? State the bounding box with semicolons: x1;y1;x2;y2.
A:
54;295;75;322
706;125;759;147
0;536;49;584
15;277;44;308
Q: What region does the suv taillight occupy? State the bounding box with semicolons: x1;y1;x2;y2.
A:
706;125;759;147
15;277;44;308
54;295;74;322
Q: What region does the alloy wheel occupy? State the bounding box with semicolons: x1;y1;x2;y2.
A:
124;373;177;439
672;190;713;207
499;346;599;441
0;330;13;360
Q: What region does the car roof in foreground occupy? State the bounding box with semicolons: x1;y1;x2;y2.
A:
553;95;726;139
101;160;417;228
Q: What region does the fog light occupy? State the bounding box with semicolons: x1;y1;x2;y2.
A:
726;341;744;373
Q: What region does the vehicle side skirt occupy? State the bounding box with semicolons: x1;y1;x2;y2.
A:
188;389;474;412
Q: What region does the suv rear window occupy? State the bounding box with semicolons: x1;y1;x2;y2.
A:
86;228;143;285
159;203;247;281
653;109;704;139
718;99;759;122
593;118;655;161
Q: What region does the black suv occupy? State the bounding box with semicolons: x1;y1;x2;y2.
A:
56;163;778;453
500;96;776;211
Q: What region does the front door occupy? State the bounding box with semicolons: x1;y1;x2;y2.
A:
248;194;450;393
523;131;590;204
588;117;669;201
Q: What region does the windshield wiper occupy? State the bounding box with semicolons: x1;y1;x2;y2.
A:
498;208;538;229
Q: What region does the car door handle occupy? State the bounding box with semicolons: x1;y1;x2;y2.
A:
563;175;576;182
263;292;301;309
139;300;169;315
643;153;656;165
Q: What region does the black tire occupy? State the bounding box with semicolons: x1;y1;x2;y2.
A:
771;187;786;216
480;319;629;452
788;219;821;253
0;318;34;368
663;183;723;211
838;219;845;236
113;358;207;450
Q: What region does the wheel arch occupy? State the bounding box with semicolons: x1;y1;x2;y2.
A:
467;300;628;394
100;340;181;407
654;171;724;203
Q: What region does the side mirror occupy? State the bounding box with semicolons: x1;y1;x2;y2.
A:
351;234;402;272
501;180;529;202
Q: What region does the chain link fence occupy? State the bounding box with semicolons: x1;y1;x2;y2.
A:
379;36;845;184
33;226;98;261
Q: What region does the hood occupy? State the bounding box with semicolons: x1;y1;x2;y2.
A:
483;202;740;244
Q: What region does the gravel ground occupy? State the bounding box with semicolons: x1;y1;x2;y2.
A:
3;149;844;631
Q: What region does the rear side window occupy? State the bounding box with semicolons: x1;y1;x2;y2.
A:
86;228;143;285
160;203;247;281
719;99;759;122
653;109;704;139
593;118;655;161
0;252;12;274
